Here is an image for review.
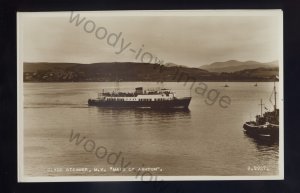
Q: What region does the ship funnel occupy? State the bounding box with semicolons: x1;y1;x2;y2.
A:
135;87;143;94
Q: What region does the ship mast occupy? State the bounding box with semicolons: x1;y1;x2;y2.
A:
259;99;264;116
274;81;277;111
115;74;120;92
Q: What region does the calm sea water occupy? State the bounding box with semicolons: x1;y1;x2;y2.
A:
23;82;280;177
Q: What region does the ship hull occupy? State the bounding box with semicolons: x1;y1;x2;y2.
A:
88;97;191;109
243;122;279;137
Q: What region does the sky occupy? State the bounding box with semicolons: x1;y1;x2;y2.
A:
19;11;282;67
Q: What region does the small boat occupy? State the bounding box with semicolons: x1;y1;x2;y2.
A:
254;83;258;87
243;82;279;138
88;87;192;109
224;80;229;87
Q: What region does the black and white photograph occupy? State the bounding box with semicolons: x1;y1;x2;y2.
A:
17;10;283;182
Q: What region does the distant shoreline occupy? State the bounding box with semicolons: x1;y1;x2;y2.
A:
23;62;279;83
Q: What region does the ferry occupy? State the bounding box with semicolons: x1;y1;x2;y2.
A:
88;87;192;109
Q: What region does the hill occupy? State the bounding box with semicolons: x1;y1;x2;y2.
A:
200;60;278;73
219;67;279;81
23;62;278;82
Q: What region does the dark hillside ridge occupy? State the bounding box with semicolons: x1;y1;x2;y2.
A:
23;62;279;82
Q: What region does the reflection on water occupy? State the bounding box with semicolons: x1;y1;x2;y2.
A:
243;131;279;153
96;107;191;118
